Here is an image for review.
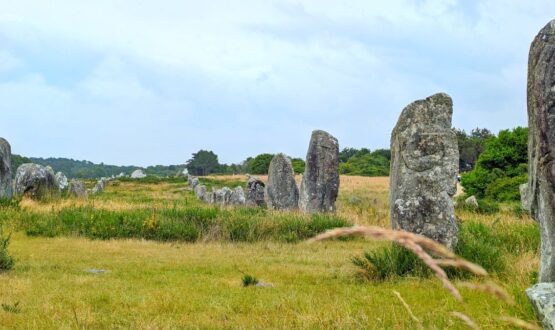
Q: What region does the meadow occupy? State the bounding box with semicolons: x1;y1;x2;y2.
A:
0;175;541;329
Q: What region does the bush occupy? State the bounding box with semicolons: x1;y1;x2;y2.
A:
485;175;528;201
242;274;259;287
461;127;528;201
352;244;429;280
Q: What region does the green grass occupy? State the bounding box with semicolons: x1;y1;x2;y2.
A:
0;176;543;328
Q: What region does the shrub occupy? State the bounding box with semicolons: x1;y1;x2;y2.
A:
352;244;429;280
242;274;259;287
485;175;527;201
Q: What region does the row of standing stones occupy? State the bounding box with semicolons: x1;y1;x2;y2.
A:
0;140;105;200
189;129;340;214
0;19;551;327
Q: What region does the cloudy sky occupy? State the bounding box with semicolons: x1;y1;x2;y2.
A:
0;1;553;166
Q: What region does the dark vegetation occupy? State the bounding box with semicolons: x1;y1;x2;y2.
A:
461;127;528;201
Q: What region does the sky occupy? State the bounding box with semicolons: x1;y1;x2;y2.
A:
0;0;554;167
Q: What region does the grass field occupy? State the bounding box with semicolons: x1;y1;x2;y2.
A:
0;175;541;329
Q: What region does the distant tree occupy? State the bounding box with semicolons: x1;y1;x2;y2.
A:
291;158;305;174
339;149;390;177
186;150;220;176
456;127;493;171
339;148;359;163
246;153;274;175
10;154;31;177
461;127;528;201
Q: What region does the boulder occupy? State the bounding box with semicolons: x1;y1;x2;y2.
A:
464;196;479;209
265;153;299;210
526;283;555;329
204;189;216;204
299;130;339;213
191;177;199;188
194;185;207;200
246;175;266;207
390;93;459;250
229;186;246;205
130;169;146;179
15;163;60;200
0;138;12;199
522;19;555;282
68;180;88;199
92;178;108;194
55;172;69;190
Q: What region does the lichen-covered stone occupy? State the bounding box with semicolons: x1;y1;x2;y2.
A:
522;20;555;282
229;186;246;205
526;283;555;329
265;154;299;210
55;172;69;190
195;185;207;200
15;163;60;200
246;175;266;207
465;196;479;209
214;187;233;206
299;130;339;213
0;138;12;199
191;178;199;188
68;180;88;199
390;93;459;249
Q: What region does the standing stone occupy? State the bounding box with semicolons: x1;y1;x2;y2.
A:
265;153;299;210
522;20;555;283
299;130;339;213
130;169;146;179
526;283;555;329
246;175;266;207
464;195;479;209
214;187;232;206
229;186;246;205
195;185;207;201
191;178;199;188
0;138;12;199
15;163;60;200
68;180;88;199
204;189;216;204
55;172;69;190
390;93;459;250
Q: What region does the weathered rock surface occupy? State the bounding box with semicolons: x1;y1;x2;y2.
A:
214;187;232;206
130;169;146;179
526;283;555;329
91;178;108;194
68;180;88;198
520;183;532;212
204;189;216;204
55;172;69;190
229;186;246;205
465;196;479;209
191;178;199;188
522;20;555;282
246;175;266;207
390;93;459;249
15;163;60;199
0;138;12;199
265;154;299;210
195;185;207;200
299;130;339;213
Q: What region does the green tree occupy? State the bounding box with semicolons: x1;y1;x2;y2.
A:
245;153;274;174
291;158;305;174
186;150;221;176
456;128;493;171
461;127;528;201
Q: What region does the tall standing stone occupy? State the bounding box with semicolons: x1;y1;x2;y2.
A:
299;130;339;213
265;154;299;210
0;138;12;199
246;175;266;207
523;20;555;283
68;180;88;199
390;93;459;249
